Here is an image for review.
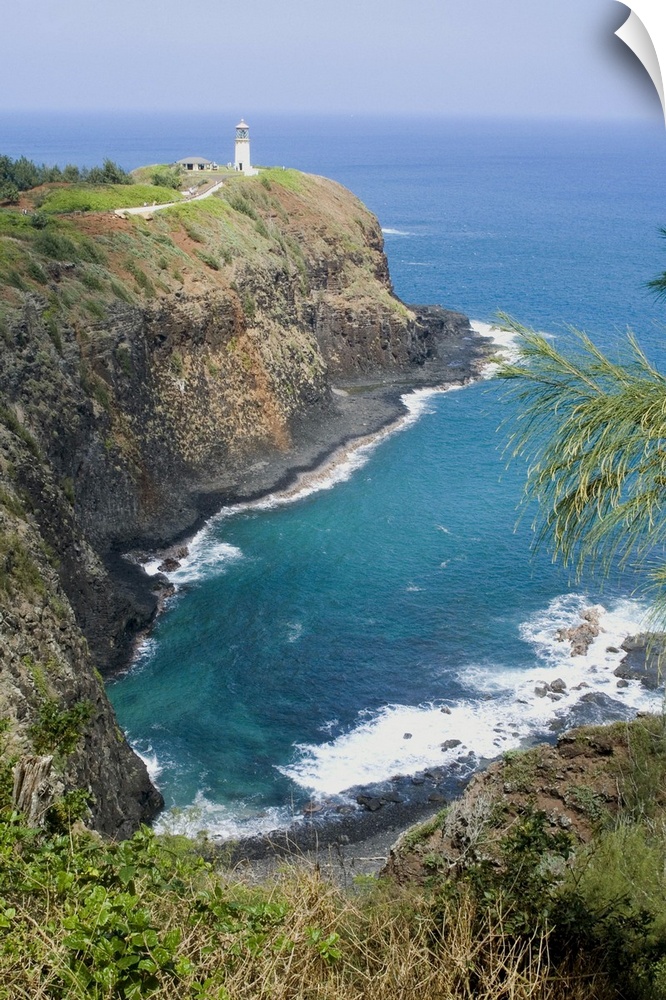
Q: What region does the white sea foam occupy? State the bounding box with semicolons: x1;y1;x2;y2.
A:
153;790;295;840
470;319;521;372
279;702;510;795
135;745;163;783
279;595;661;797
286;621;304;643
471;318;556;375
144;385;457;590
381;227;412;236
144;539;243;584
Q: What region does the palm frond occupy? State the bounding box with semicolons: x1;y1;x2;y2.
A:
495;322;666;623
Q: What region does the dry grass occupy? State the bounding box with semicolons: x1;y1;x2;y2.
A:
0;857;612;1000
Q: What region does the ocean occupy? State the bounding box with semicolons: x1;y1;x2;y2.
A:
4;112;666;837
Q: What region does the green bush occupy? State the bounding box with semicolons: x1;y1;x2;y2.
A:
0;181;19;204
0;533;44;597
151;167;182;191
226;193;258;220
29;698;93;758
195;250;220;270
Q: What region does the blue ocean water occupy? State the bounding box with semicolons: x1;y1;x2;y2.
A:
4;114;666;835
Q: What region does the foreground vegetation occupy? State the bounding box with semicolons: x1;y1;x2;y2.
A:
496;317;666;627
1;715;666;998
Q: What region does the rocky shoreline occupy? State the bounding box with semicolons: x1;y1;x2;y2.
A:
0;161;504;836
220;612;665;871
116;333;492;675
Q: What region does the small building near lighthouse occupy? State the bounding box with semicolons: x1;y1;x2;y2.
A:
234;119;258;175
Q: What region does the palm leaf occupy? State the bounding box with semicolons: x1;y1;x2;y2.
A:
495;321;666;622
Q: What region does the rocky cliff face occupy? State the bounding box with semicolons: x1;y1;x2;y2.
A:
0;169;488;835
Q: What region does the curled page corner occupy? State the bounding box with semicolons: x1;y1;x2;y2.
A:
615;1;666;122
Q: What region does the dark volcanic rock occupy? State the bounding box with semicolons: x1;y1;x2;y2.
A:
615;633;666;690
558;691;635;730
157;557;181;572
0;172;492;839
556;608;601;656
357;795;384;812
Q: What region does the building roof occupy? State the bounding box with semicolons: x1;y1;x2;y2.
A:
236;119;249;129
175;156;213;165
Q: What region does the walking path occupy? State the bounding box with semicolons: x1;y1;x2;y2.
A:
114;179;226;218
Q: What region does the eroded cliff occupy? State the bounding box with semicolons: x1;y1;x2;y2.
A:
0;169;489;835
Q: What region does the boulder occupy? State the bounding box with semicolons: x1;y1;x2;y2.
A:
356;795;384;812
534;682;549;698
556;607;602;656
157;557;181;573
441;739;462;750
614;633;666;690
550;678;567;693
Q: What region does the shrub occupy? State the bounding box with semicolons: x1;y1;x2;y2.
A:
0;405;40;457
226;193;258;220
0;535;44;596
0;181;19;204
196;250;220;270
26;259;48;284
29;698;93;758
32;230;81;262
170;351;184;377
151;167;182;190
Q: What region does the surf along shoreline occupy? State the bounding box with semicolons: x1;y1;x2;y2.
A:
109;315;504;859
110;317;662;865
112;311;496;665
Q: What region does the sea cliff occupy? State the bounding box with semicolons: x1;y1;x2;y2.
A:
0;168;490;835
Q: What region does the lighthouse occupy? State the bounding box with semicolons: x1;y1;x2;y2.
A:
234;119;257;175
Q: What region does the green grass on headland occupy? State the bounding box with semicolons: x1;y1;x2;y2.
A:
254;167;305;193
37;184;183;214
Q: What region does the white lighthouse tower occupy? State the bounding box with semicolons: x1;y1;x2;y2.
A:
234;119;257;175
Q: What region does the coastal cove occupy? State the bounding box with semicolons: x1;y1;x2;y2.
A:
101;116;666;845
2;115;666;847
110;351;661;849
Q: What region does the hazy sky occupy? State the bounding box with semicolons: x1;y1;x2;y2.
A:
1;0;660;118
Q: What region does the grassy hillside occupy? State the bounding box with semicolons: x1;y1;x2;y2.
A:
35;184;183;214
0;169;400;332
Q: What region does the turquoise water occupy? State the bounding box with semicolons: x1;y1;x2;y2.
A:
5;115;666;834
